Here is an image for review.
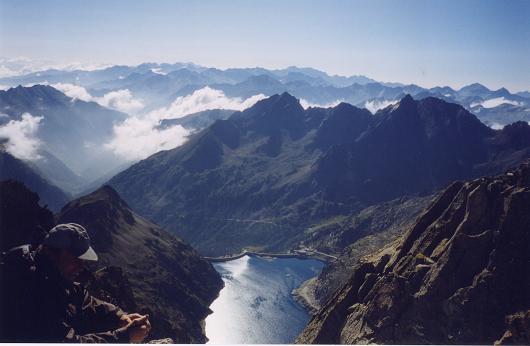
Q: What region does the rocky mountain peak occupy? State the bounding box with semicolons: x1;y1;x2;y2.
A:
240;92;306;140
57;185;135;251
4;84;66;102
459;82;490;92
313;102;373;150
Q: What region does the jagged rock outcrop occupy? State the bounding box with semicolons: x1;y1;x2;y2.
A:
56;186;224;343
308;195;434;308
495;309;530;345
297;162;530;344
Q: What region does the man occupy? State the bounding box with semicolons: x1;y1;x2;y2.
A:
0;223;151;343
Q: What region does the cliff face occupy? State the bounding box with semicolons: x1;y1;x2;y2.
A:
297;162;530;344
56;186;224;343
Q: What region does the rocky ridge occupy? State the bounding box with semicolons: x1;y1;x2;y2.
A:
297;162;530;344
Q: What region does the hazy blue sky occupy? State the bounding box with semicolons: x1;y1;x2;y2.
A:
1;0;529;90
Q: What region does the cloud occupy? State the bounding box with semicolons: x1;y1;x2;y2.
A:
299;99;342;109
488;121;505;130
104;117;190;161
50;83;144;113
0;112;43;160
150;86;266;120
96;89;144;114
364;99;399;114
51;83;93;102
0;57;111;78
470;97;523;109
105;87;265;161
151;68;166;75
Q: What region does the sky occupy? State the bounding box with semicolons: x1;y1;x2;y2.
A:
0;0;529;91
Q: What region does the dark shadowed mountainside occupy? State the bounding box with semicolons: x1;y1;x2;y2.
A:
0;180;55;251
0;150;69;211
297;162;530;344
109;94;530;257
56;186;223;343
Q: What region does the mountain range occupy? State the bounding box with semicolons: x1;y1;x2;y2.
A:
1;63;528;128
107;93;530;256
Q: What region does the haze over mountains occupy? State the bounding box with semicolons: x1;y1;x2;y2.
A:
1;62;529;198
1;61;528;129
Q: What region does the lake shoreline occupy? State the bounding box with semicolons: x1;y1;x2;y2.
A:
204;250;331;263
292;276;321;314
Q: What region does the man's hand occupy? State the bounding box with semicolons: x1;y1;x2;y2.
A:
120;313;145;327
118;314;151;343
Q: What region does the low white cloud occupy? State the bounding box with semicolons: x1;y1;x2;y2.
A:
488;122;505;130
53;61;112;72
0;112;43;160
96;89;144;114
50;83;144;113
364;99;399;114
150;86;266;120
104;117;190;161
51;83;93;102
299;99;342;110
471;97;523;109
105;87;265;161
0;57;112;78
151;68;166;75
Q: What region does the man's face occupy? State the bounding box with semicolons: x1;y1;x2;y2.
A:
55;249;85;282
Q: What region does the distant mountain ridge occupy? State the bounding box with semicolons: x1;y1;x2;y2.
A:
108;93;530;256
2;63;528;131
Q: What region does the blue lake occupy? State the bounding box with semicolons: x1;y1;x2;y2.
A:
205;255;324;344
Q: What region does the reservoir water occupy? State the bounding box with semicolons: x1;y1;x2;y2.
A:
205;255;324;344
